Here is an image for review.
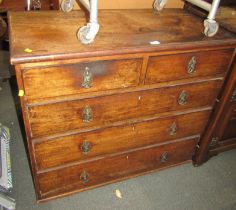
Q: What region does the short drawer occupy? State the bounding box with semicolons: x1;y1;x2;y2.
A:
28;80;222;138
22;58;142;103
34;110;210;171
37;137;198;200
146;49;233;84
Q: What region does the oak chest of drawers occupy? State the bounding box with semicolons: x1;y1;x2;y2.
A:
8;9;236;202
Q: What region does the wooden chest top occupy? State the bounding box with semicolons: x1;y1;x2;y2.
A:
8;9;236;64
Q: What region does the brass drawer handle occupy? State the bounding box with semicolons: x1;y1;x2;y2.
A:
81;141;91;154
160;152;169;163
80;171;89;183
169;122;177;136
231;89;236;102
82;106;93;122
178;91;188;105
187;56;197;74
210;137;219;146
82;67;93;88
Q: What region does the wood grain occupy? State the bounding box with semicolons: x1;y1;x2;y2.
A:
34;110;210;171
37;137;198;201
8;9;236;64
23;58;142;102
146;49;233;84
69;0;183;10
28;80;222;138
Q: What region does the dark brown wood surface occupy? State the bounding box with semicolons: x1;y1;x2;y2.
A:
8;9;236;64
146;49;233;84
0;0;59;11
28;80;222;138
23;58;142;102
222;109;236;140
194;54;236;165
37;137;198;201
34;110;210;171
216;103;236;142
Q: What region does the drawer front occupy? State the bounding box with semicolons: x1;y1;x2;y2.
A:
23;58;142;102
222;109;236;141
37;137;198;200
146;49;233;84
28;80;222;138
34;110;210;171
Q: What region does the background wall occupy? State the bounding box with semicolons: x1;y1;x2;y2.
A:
62;0;184;10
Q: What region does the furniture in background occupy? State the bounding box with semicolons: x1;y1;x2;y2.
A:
183;0;236;164
0;16;6;39
194;56;236;164
0;0;59;49
184;0;236;33
208;58;236;154
0;0;59;11
8;8;236;202
154;0;222;37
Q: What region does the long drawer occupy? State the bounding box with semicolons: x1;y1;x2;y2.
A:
146;49;233;84
34;110;210;171
22;58;142;103
37;137;198;200
28;80;222;138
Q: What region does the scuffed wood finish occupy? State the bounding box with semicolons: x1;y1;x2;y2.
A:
34;110;210;171
8;9;236;64
28;80;222;138
8;9;236;202
23;59;142;102
146;49;233;84
37;137;198;201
